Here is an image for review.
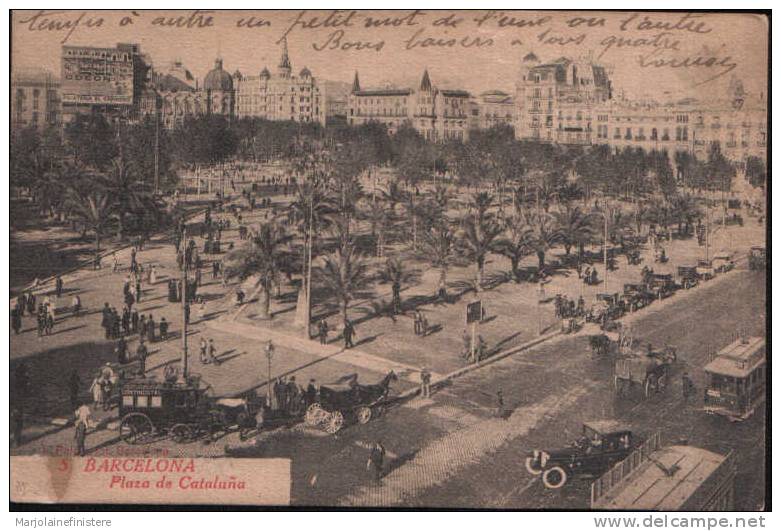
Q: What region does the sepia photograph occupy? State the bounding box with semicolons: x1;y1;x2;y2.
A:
6;6;769;513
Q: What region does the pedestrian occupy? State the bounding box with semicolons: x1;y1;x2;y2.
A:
26;291;36;315
45;307;55;335
275;377;288;412
200;337;209;364
462;329;471;360
414;309;422;336
136;340;148;375
420;367;432;398
159;317;168;341
195;268;202;287
287;376;301;414
121;307;130;336
495;390;506;420
55;275;63;298
116;336;128;365
208;338;220;365
11;407;24;448
392;280;401;314
421;314;429;337
111;308;120;339
150;265;157;285
89;375;105;409
131;308;139;334
112;252;119;273
11;307;21;335
135;279;142;303
305;379;317;406
36;311;44;337
212;261;220;279
147;315;156;343
368;441;386;483
318;319;328;345
74;402;92;457
17;293;26;316
139;314;147;339
71;294;81;317
343;319;356;349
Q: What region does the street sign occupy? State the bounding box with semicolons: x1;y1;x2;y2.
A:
466;300;482;324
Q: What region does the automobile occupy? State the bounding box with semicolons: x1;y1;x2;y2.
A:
648;273;676;299
621;283;653;312
677;266;699;289
696;259;715;280
712;251;735;273
749;246;766;271
525;421;639;489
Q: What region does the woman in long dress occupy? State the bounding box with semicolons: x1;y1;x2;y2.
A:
150;266;157;285
89;377;104;408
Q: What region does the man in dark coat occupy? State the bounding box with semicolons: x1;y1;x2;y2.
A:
369;441;386;483
117;336;128;365
343;320;356;349
55;276;63;298
136;341;148;375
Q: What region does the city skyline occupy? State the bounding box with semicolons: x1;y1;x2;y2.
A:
12;10;768;102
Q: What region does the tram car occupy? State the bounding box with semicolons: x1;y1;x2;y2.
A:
703;336;766;422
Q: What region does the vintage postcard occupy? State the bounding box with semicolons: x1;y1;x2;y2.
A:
9;9;768;509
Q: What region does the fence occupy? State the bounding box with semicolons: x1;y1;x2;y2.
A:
590;431;662;507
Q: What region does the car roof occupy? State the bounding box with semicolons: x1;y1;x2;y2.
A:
583;420;632;435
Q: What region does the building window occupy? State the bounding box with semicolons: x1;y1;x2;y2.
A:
651;128;658;140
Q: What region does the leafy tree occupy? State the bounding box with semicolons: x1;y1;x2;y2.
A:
64;114;118;170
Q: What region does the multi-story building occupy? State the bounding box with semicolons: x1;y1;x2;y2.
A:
475;90;515;129
141;57;236;129
11;69;61;131
348;70;471;141
515;53;612;145
517;53;766;165
60;43;152;123
235;39;325;125
592;98;694;155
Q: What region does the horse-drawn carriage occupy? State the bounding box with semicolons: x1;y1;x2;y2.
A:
614;346;677;398
621;283;653;312
304;371;397;434
677;266;699;289
117;376;262;444
647;273;676;299
587;293;624;326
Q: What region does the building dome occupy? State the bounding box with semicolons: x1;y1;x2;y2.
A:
260;67;271;79
299;67;311;78
203;58;233;92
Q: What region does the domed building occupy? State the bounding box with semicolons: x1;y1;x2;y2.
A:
142;56;236;128
203;58;235;116
235;38;325;125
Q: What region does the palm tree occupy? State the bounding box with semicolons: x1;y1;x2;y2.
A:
457;216;504;291
289;181;335;278
102;155;153;240
495;216;533;282
553;205;596;262
421;225;455;297
224;221;291;320
65;187;113;261
316;241;371;323
469;191;494;225
402;190;429;251
523;211;563;272
363;200;395;258
377;256;419;314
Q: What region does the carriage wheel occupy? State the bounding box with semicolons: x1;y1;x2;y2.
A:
324;411;344;434
356;406;372;425
525;457;543;476
542;466;568;489
305;403;326;427
119;413;153;445
171;423;193;443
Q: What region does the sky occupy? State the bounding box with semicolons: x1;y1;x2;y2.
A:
11;10;769;102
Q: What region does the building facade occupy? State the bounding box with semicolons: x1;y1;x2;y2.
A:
515;53;612;145
475;90;515;130
348;70;471;141
60;43;151;123
235;39;325;125
11;69;61;131
141;57;236;129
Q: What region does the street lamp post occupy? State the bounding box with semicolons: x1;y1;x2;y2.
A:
265;340;275;407
180;226;189;382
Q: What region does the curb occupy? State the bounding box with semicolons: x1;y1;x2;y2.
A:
398;329;563;400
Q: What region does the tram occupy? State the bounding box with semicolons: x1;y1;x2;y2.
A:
703;336;765;422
